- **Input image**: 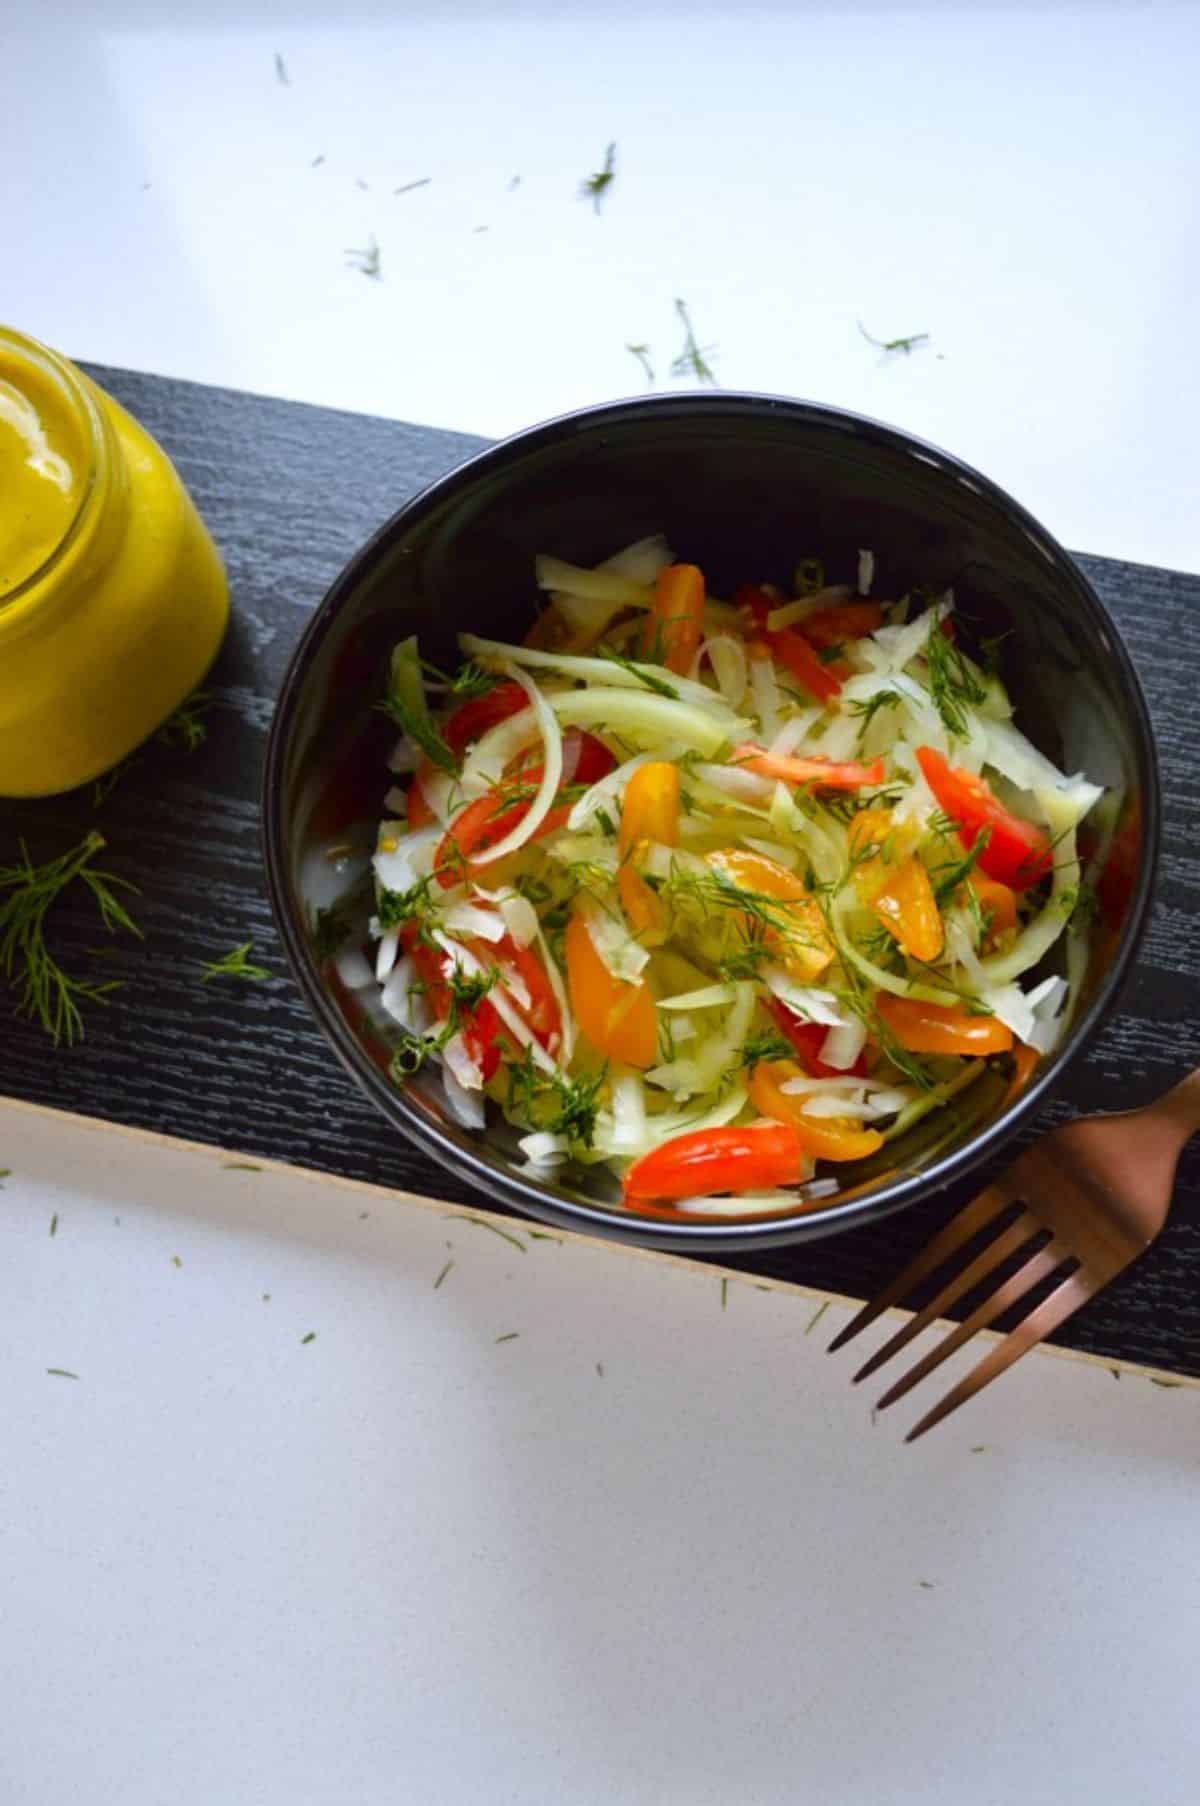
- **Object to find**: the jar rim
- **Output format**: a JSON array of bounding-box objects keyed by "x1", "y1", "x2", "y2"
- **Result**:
[{"x1": 0, "y1": 327, "x2": 109, "y2": 613}]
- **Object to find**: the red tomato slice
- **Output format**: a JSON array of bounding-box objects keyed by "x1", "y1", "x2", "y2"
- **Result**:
[
  {"x1": 623, "y1": 1122, "x2": 809, "y2": 1202},
  {"x1": 400, "y1": 927, "x2": 502, "y2": 1081},
  {"x1": 479, "y1": 933, "x2": 562, "y2": 1052},
  {"x1": 733, "y1": 742, "x2": 885, "y2": 791},
  {"x1": 736, "y1": 585, "x2": 843, "y2": 703},
  {"x1": 915, "y1": 746, "x2": 1053, "y2": 891}
]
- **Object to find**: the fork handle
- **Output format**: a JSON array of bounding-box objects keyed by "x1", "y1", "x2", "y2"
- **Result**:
[{"x1": 1154, "y1": 1069, "x2": 1200, "y2": 1140}]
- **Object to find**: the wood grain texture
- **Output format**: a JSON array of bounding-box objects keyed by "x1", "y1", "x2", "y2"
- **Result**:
[{"x1": 3, "y1": 363, "x2": 1198, "y2": 1378}]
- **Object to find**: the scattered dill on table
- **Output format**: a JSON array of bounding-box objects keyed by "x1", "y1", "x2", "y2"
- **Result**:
[
  {"x1": 446, "y1": 1214, "x2": 527, "y2": 1254},
  {"x1": 580, "y1": 141, "x2": 616, "y2": 214},
  {"x1": 670, "y1": 299, "x2": 717, "y2": 385},
  {"x1": 857, "y1": 321, "x2": 930, "y2": 357},
  {"x1": 433, "y1": 1259, "x2": 454, "y2": 1290},
  {"x1": 720, "y1": 1277, "x2": 728, "y2": 1311},
  {"x1": 47, "y1": 1368, "x2": 79, "y2": 1380},
  {"x1": 274, "y1": 52, "x2": 289, "y2": 86},
  {"x1": 199, "y1": 942, "x2": 270, "y2": 983},
  {"x1": 494, "y1": 1332, "x2": 520, "y2": 1344},
  {"x1": 158, "y1": 690, "x2": 213, "y2": 752},
  {"x1": 300, "y1": 1332, "x2": 317, "y2": 1345},
  {"x1": 626, "y1": 342, "x2": 655, "y2": 385},
  {"x1": 345, "y1": 235, "x2": 382, "y2": 280},
  {"x1": 171, "y1": 1255, "x2": 182, "y2": 1269},
  {"x1": 49, "y1": 1212, "x2": 58, "y2": 1237},
  {"x1": 805, "y1": 1300, "x2": 830, "y2": 1335},
  {"x1": 0, "y1": 830, "x2": 142, "y2": 1044},
  {"x1": 311, "y1": 154, "x2": 325, "y2": 168},
  {"x1": 223, "y1": 1162, "x2": 262, "y2": 1172},
  {"x1": 394, "y1": 177, "x2": 431, "y2": 195},
  {"x1": 508, "y1": 175, "x2": 522, "y2": 190}
]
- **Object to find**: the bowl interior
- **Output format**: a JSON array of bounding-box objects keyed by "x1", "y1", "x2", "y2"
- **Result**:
[{"x1": 266, "y1": 396, "x2": 1156, "y2": 1248}]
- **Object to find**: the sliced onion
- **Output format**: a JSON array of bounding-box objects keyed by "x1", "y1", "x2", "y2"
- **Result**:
[
  {"x1": 443, "y1": 900, "x2": 506, "y2": 942},
  {"x1": 467, "y1": 662, "x2": 563, "y2": 867},
  {"x1": 763, "y1": 969, "x2": 853, "y2": 1027},
  {"x1": 820, "y1": 1017, "x2": 867, "y2": 1071},
  {"x1": 692, "y1": 762, "x2": 774, "y2": 804},
  {"x1": 380, "y1": 956, "x2": 422, "y2": 1030},
  {"x1": 695, "y1": 635, "x2": 748, "y2": 708},
  {"x1": 459, "y1": 707, "x2": 537, "y2": 796},
  {"x1": 519, "y1": 1130, "x2": 568, "y2": 1165},
  {"x1": 768, "y1": 709, "x2": 820, "y2": 757},
  {"x1": 765, "y1": 586, "x2": 852, "y2": 631},
  {"x1": 431, "y1": 931, "x2": 557, "y2": 1075},
  {"x1": 857, "y1": 548, "x2": 875, "y2": 595},
  {"x1": 374, "y1": 927, "x2": 400, "y2": 983},
  {"x1": 748, "y1": 652, "x2": 782, "y2": 743},
  {"x1": 442, "y1": 1061, "x2": 487, "y2": 1130},
  {"x1": 334, "y1": 947, "x2": 375, "y2": 991},
  {"x1": 579, "y1": 893, "x2": 649, "y2": 984},
  {"x1": 658, "y1": 983, "x2": 738, "y2": 1012},
  {"x1": 497, "y1": 891, "x2": 539, "y2": 948},
  {"x1": 373, "y1": 824, "x2": 440, "y2": 895},
  {"x1": 609, "y1": 1073, "x2": 648, "y2": 1153},
  {"x1": 443, "y1": 1030, "x2": 484, "y2": 1092}
]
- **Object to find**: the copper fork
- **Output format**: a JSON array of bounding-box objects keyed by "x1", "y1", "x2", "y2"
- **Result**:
[{"x1": 830, "y1": 1069, "x2": 1200, "y2": 1440}]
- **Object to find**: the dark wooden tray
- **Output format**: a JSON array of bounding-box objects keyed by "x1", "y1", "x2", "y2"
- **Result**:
[{"x1": 4, "y1": 363, "x2": 1199, "y2": 1377}]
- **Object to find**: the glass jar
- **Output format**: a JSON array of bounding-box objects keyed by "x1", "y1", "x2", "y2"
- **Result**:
[{"x1": 0, "y1": 326, "x2": 229, "y2": 797}]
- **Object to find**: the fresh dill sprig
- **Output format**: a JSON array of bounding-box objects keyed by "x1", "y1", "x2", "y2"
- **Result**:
[
  {"x1": 739, "y1": 1031, "x2": 795, "y2": 1069},
  {"x1": 199, "y1": 942, "x2": 270, "y2": 983},
  {"x1": 597, "y1": 645, "x2": 679, "y2": 697},
  {"x1": 543, "y1": 1068, "x2": 606, "y2": 1147},
  {"x1": 580, "y1": 141, "x2": 616, "y2": 214},
  {"x1": 447, "y1": 964, "x2": 498, "y2": 1013},
  {"x1": 375, "y1": 873, "x2": 439, "y2": 931},
  {"x1": 0, "y1": 831, "x2": 143, "y2": 1045},
  {"x1": 848, "y1": 688, "x2": 903, "y2": 746},
  {"x1": 626, "y1": 342, "x2": 655, "y2": 385},
  {"x1": 924, "y1": 618, "x2": 988, "y2": 737},
  {"x1": 157, "y1": 690, "x2": 213, "y2": 752},
  {"x1": 930, "y1": 830, "x2": 992, "y2": 907},
  {"x1": 345, "y1": 235, "x2": 382, "y2": 280},
  {"x1": 451, "y1": 660, "x2": 499, "y2": 699},
  {"x1": 670, "y1": 298, "x2": 717, "y2": 385},
  {"x1": 857, "y1": 321, "x2": 930, "y2": 356}
]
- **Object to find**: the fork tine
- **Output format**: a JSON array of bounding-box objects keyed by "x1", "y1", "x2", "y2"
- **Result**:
[
  {"x1": 828, "y1": 1184, "x2": 1015, "y2": 1353},
  {"x1": 852, "y1": 1212, "x2": 1042, "y2": 1383},
  {"x1": 875, "y1": 1240, "x2": 1068, "y2": 1411},
  {"x1": 905, "y1": 1270, "x2": 1100, "y2": 1442}
]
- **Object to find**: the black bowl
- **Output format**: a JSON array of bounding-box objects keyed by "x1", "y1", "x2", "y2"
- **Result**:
[{"x1": 263, "y1": 393, "x2": 1158, "y2": 1251}]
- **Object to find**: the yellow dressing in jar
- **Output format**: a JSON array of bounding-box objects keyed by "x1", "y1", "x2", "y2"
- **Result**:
[{"x1": 0, "y1": 327, "x2": 229, "y2": 797}]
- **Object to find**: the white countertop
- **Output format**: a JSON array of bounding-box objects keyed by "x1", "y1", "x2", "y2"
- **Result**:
[
  {"x1": 5, "y1": 1099, "x2": 1200, "y2": 1806},
  {"x1": 6, "y1": 0, "x2": 1200, "y2": 573}
]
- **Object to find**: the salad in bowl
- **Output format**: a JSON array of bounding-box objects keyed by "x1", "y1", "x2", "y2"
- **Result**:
[{"x1": 330, "y1": 534, "x2": 1102, "y2": 1221}]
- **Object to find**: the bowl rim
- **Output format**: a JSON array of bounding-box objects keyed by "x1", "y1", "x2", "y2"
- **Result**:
[{"x1": 262, "y1": 389, "x2": 1161, "y2": 1252}]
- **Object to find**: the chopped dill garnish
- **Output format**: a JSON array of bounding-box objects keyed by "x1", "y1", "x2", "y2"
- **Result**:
[
  {"x1": 49, "y1": 1212, "x2": 58, "y2": 1236},
  {"x1": 47, "y1": 1368, "x2": 79, "y2": 1380},
  {"x1": 171, "y1": 1255, "x2": 182, "y2": 1269},
  {"x1": 300, "y1": 1332, "x2": 317, "y2": 1345},
  {"x1": 376, "y1": 873, "x2": 438, "y2": 931},
  {"x1": 394, "y1": 177, "x2": 431, "y2": 195},
  {"x1": 0, "y1": 830, "x2": 142, "y2": 1044},
  {"x1": 930, "y1": 830, "x2": 992, "y2": 907},
  {"x1": 817, "y1": 641, "x2": 847, "y2": 665},
  {"x1": 311, "y1": 154, "x2": 325, "y2": 168},
  {"x1": 670, "y1": 298, "x2": 717, "y2": 385},
  {"x1": 433, "y1": 1258, "x2": 454, "y2": 1289},
  {"x1": 580, "y1": 140, "x2": 616, "y2": 213},
  {"x1": 924, "y1": 616, "x2": 988, "y2": 737},
  {"x1": 597, "y1": 645, "x2": 679, "y2": 697},
  {"x1": 447, "y1": 1214, "x2": 527, "y2": 1253},
  {"x1": 447, "y1": 965, "x2": 498, "y2": 1013},
  {"x1": 740, "y1": 1031, "x2": 794, "y2": 1068},
  {"x1": 157, "y1": 690, "x2": 213, "y2": 751},
  {"x1": 594, "y1": 807, "x2": 617, "y2": 838},
  {"x1": 222, "y1": 1162, "x2": 262, "y2": 1171},
  {"x1": 380, "y1": 676, "x2": 456, "y2": 773},
  {"x1": 389, "y1": 1023, "x2": 453, "y2": 1077},
  {"x1": 345, "y1": 235, "x2": 382, "y2": 280},
  {"x1": 848, "y1": 689, "x2": 903, "y2": 746},
  {"x1": 857, "y1": 320, "x2": 930, "y2": 356},
  {"x1": 494, "y1": 1332, "x2": 520, "y2": 1344},
  {"x1": 199, "y1": 942, "x2": 270, "y2": 983},
  {"x1": 450, "y1": 659, "x2": 499, "y2": 699},
  {"x1": 626, "y1": 342, "x2": 655, "y2": 384},
  {"x1": 514, "y1": 873, "x2": 553, "y2": 907},
  {"x1": 543, "y1": 1068, "x2": 605, "y2": 1147},
  {"x1": 805, "y1": 1299, "x2": 830, "y2": 1335},
  {"x1": 274, "y1": 52, "x2": 289, "y2": 85},
  {"x1": 720, "y1": 1277, "x2": 728, "y2": 1311}
]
